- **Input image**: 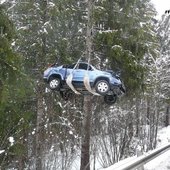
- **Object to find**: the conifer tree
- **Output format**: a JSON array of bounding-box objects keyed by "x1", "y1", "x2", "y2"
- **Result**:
[
  {"x1": 93, "y1": 0, "x2": 157, "y2": 94},
  {"x1": 1, "y1": 0, "x2": 161, "y2": 169},
  {"x1": 6, "y1": 0, "x2": 87, "y2": 169},
  {"x1": 157, "y1": 14, "x2": 170, "y2": 126},
  {"x1": 0, "y1": 4, "x2": 32, "y2": 169}
]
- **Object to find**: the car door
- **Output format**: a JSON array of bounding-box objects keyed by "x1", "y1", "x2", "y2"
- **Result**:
[
  {"x1": 72, "y1": 63, "x2": 87, "y2": 82},
  {"x1": 63, "y1": 63, "x2": 75, "y2": 80},
  {"x1": 73, "y1": 63, "x2": 97, "y2": 87}
]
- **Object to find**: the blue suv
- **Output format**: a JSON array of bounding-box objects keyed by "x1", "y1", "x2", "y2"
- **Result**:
[{"x1": 43, "y1": 62, "x2": 125, "y2": 104}]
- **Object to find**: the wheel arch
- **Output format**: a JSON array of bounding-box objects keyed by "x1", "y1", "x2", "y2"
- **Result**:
[
  {"x1": 48, "y1": 74, "x2": 62, "y2": 83},
  {"x1": 93, "y1": 76, "x2": 110, "y2": 87}
]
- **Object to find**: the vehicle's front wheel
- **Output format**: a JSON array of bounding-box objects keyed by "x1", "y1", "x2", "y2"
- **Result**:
[
  {"x1": 104, "y1": 94, "x2": 117, "y2": 105},
  {"x1": 95, "y1": 80, "x2": 110, "y2": 95},
  {"x1": 49, "y1": 77, "x2": 61, "y2": 90}
]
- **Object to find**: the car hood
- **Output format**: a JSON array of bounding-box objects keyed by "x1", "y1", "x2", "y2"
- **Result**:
[
  {"x1": 95, "y1": 69, "x2": 112, "y2": 76},
  {"x1": 44, "y1": 66, "x2": 62, "y2": 76}
]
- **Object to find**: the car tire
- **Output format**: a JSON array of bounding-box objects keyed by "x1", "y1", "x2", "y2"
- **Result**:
[
  {"x1": 104, "y1": 94, "x2": 117, "y2": 105},
  {"x1": 60, "y1": 90, "x2": 73, "y2": 101},
  {"x1": 49, "y1": 77, "x2": 61, "y2": 90},
  {"x1": 95, "y1": 79, "x2": 110, "y2": 95}
]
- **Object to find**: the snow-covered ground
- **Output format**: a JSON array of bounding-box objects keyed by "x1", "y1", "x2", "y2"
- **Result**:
[
  {"x1": 100, "y1": 126, "x2": 170, "y2": 170},
  {"x1": 145, "y1": 126, "x2": 170, "y2": 170},
  {"x1": 145, "y1": 149, "x2": 170, "y2": 170},
  {"x1": 156, "y1": 126, "x2": 170, "y2": 147}
]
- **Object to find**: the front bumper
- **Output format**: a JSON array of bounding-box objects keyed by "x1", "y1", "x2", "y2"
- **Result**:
[{"x1": 110, "y1": 84, "x2": 125, "y2": 96}]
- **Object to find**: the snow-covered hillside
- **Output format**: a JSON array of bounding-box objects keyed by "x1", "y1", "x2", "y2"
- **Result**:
[
  {"x1": 100, "y1": 126, "x2": 170, "y2": 170},
  {"x1": 145, "y1": 126, "x2": 170, "y2": 170}
]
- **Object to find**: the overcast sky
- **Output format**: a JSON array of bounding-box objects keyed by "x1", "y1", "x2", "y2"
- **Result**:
[{"x1": 151, "y1": 0, "x2": 170, "y2": 18}]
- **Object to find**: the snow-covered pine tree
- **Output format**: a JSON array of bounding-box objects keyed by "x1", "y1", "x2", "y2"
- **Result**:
[
  {"x1": 93, "y1": 0, "x2": 157, "y2": 94},
  {"x1": 157, "y1": 14, "x2": 170, "y2": 126},
  {"x1": 6, "y1": 0, "x2": 88, "y2": 169},
  {"x1": 0, "y1": 3, "x2": 32, "y2": 169},
  {"x1": 1, "y1": 0, "x2": 163, "y2": 169}
]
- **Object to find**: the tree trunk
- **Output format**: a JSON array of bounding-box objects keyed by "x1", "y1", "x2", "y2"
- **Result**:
[
  {"x1": 80, "y1": 0, "x2": 93, "y2": 169},
  {"x1": 165, "y1": 105, "x2": 170, "y2": 127},
  {"x1": 80, "y1": 95, "x2": 92, "y2": 170},
  {"x1": 35, "y1": 1, "x2": 48, "y2": 168},
  {"x1": 0, "y1": 80, "x2": 3, "y2": 102},
  {"x1": 35, "y1": 84, "x2": 45, "y2": 170}
]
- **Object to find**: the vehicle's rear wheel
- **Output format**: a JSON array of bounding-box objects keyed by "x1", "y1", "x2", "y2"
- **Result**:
[
  {"x1": 104, "y1": 94, "x2": 117, "y2": 105},
  {"x1": 95, "y1": 80, "x2": 110, "y2": 95},
  {"x1": 60, "y1": 90, "x2": 73, "y2": 101},
  {"x1": 49, "y1": 77, "x2": 61, "y2": 90}
]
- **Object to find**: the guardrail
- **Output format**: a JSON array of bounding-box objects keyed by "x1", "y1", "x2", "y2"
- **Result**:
[{"x1": 108, "y1": 143, "x2": 170, "y2": 170}]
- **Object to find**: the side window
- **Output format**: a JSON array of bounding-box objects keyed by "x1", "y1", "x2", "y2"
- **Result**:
[
  {"x1": 78, "y1": 63, "x2": 93, "y2": 70},
  {"x1": 79, "y1": 63, "x2": 88, "y2": 70},
  {"x1": 67, "y1": 63, "x2": 76, "y2": 69}
]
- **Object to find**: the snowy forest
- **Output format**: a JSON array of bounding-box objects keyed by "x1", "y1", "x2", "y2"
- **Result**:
[{"x1": 0, "y1": 0, "x2": 170, "y2": 169}]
